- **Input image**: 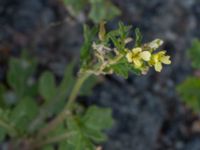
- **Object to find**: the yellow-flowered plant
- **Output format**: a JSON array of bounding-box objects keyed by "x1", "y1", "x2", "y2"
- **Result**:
[
  {"x1": 125, "y1": 41, "x2": 171, "y2": 73},
  {"x1": 149, "y1": 51, "x2": 171, "y2": 72},
  {"x1": 0, "y1": 21, "x2": 172, "y2": 150},
  {"x1": 126, "y1": 47, "x2": 151, "y2": 68},
  {"x1": 80, "y1": 22, "x2": 171, "y2": 78}
]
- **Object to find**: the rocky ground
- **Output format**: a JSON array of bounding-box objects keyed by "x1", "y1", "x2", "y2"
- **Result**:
[{"x1": 1, "y1": 0, "x2": 200, "y2": 150}]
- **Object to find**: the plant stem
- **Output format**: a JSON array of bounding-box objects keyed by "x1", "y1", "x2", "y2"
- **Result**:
[
  {"x1": 34, "y1": 132, "x2": 75, "y2": 148},
  {"x1": 37, "y1": 72, "x2": 90, "y2": 138},
  {"x1": 0, "y1": 119, "x2": 17, "y2": 137}
]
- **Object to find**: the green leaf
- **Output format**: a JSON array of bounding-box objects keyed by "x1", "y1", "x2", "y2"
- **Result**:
[
  {"x1": 89, "y1": 0, "x2": 120, "y2": 23},
  {"x1": 39, "y1": 71, "x2": 56, "y2": 102},
  {"x1": 82, "y1": 106, "x2": 114, "y2": 131},
  {"x1": 177, "y1": 77, "x2": 200, "y2": 112},
  {"x1": 51, "y1": 62, "x2": 75, "y2": 114},
  {"x1": 118, "y1": 22, "x2": 132, "y2": 40},
  {"x1": 107, "y1": 22, "x2": 131, "y2": 51},
  {"x1": 188, "y1": 39, "x2": 200, "y2": 69},
  {"x1": 109, "y1": 57, "x2": 141, "y2": 78},
  {"x1": 65, "y1": 106, "x2": 113, "y2": 149},
  {"x1": 135, "y1": 28, "x2": 143, "y2": 47},
  {"x1": 84, "y1": 127, "x2": 107, "y2": 143},
  {"x1": 81, "y1": 25, "x2": 98, "y2": 68},
  {"x1": 66, "y1": 117, "x2": 95, "y2": 150},
  {"x1": 0, "y1": 127, "x2": 6, "y2": 142},
  {"x1": 111, "y1": 63, "x2": 129, "y2": 78},
  {"x1": 64, "y1": 0, "x2": 86, "y2": 13},
  {"x1": 7, "y1": 57, "x2": 37, "y2": 98},
  {"x1": 10, "y1": 97, "x2": 39, "y2": 134},
  {"x1": 59, "y1": 62, "x2": 75, "y2": 99}
]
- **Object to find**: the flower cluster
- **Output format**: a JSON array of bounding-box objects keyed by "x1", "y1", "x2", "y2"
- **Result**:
[
  {"x1": 126, "y1": 39, "x2": 171, "y2": 73},
  {"x1": 81, "y1": 22, "x2": 171, "y2": 78}
]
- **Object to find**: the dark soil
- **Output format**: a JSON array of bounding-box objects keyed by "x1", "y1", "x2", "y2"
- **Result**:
[{"x1": 1, "y1": 0, "x2": 200, "y2": 150}]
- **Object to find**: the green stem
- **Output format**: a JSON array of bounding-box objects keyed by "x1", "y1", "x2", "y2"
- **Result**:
[
  {"x1": 0, "y1": 119, "x2": 17, "y2": 137},
  {"x1": 36, "y1": 72, "x2": 90, "y2": 138},
  {"x1": 34, "y1": 132, "x2": 75, "y2": 148}
]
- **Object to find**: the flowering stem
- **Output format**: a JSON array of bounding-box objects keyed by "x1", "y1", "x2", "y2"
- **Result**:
[{"x1": 36, "y1": 72, "x2": 91, "y2": 138}]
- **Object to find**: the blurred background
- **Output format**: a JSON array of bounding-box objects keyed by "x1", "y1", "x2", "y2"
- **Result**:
[{"x1": 0, "y1": 0, "x2": 200, "y2": 150}]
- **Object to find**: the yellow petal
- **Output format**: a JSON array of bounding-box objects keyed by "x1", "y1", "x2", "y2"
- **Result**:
[
  {"x1": 140, "y1": 51, "x2": 151, "y2": 61},
  {"x1": 126, "y1": 52, "x2": 133, "y2": 63},
  {"x1": 132, "y1": 47, "x2": 142, "y2": 54},
  {"x1": 157, "y1": 51, "x2": 166, "y2": 57},
  {"x1": 161, "y1": 56, "x2": 171, "y2": 64},
  {"x1": 151, "y1": 54, "x2": 159, "y2": 63},
  {"x1": 154, "y1": 62, "x2": 162, "y2": 72},
  {"x1": 133, "y1": 58, "x2": 142, "y2": 68}
]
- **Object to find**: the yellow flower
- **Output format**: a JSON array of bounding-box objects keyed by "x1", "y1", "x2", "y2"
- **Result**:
[
  {"x1": 126, "y1": 47, "x2": 151, "y2": 68},
  {"x1": 149, "y1": 51, "x2": 171, "y2": 72}
]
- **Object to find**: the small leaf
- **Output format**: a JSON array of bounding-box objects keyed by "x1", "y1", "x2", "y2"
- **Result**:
[
  {"x1": 0, "y1": 127, "x2": 6, "y2": 142},
  {"x1": 51, "y1": 62, "x2": 75, "y2": 114},
  {"x1": 81, "y1": 25, "x2": 98, "y2": 67},
  {"x1": 177, "y1": 77, "x2": 200, "y2": 112},
  {"x1": 63, "y1": 0, "x2": 86, "y2": 13},
  {"x1": 111, "y1": 63, "x2": 129, "y2": 78},
  {"x1": 66, "y1": 117, "x2": 95, "y2": 150},
  {"x1": 10, "y1": 97, "x2": 39, "y2": 134},
  {"x1": 39, "y1": 71, "x2": 56, "y2": 102},
  {"x1": 64, "y1": 105, "x2": 114, "y2": 149},
  {"x1": 188, "y1": 39, "x2": 200, "y2": 69},
  {"x1": 59, "y1": 62, "x2": 75, "y2": 98},
  {"x1": 7, "y1": 57, "x2": 37, "y2": 98},
  {"x1": 107, "y1": 22, "x2": 131, "y2": 51},
  {"x1": 82, "y1": 105, "x2": 114, "y2": 131},
  {"x1": 84, "y1": 127, "x2": 107, "y2": 142},
  {"x1": 89, "y1": 0, "x2": 120, "y2": 23},
  {"x1": 135, "y1": 28, "x2": 143, "y2": 47}
]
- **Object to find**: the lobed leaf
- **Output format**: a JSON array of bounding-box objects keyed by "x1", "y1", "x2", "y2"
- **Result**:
[
  {"x1": 7, "y1": 57, "x2": 37, "y2": 98},
  {"x1": 177, "y1": 77, "x2": 200, "y2": 112},
  {"x1": 188, "y1": 39, "x2": 200, "y2": 69},
  {"x1": 39, "y1": 71, "x2": 56, "y2": 102},
  {"x1": 89, "y1": 0, "x2": 121, "y2": 23},
  {"x1": 10, "y1": 97, "x2": 39, "y2": 134},
  {"x1": 62, "y1": 106, "x2": 113, "y2": 150}
]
